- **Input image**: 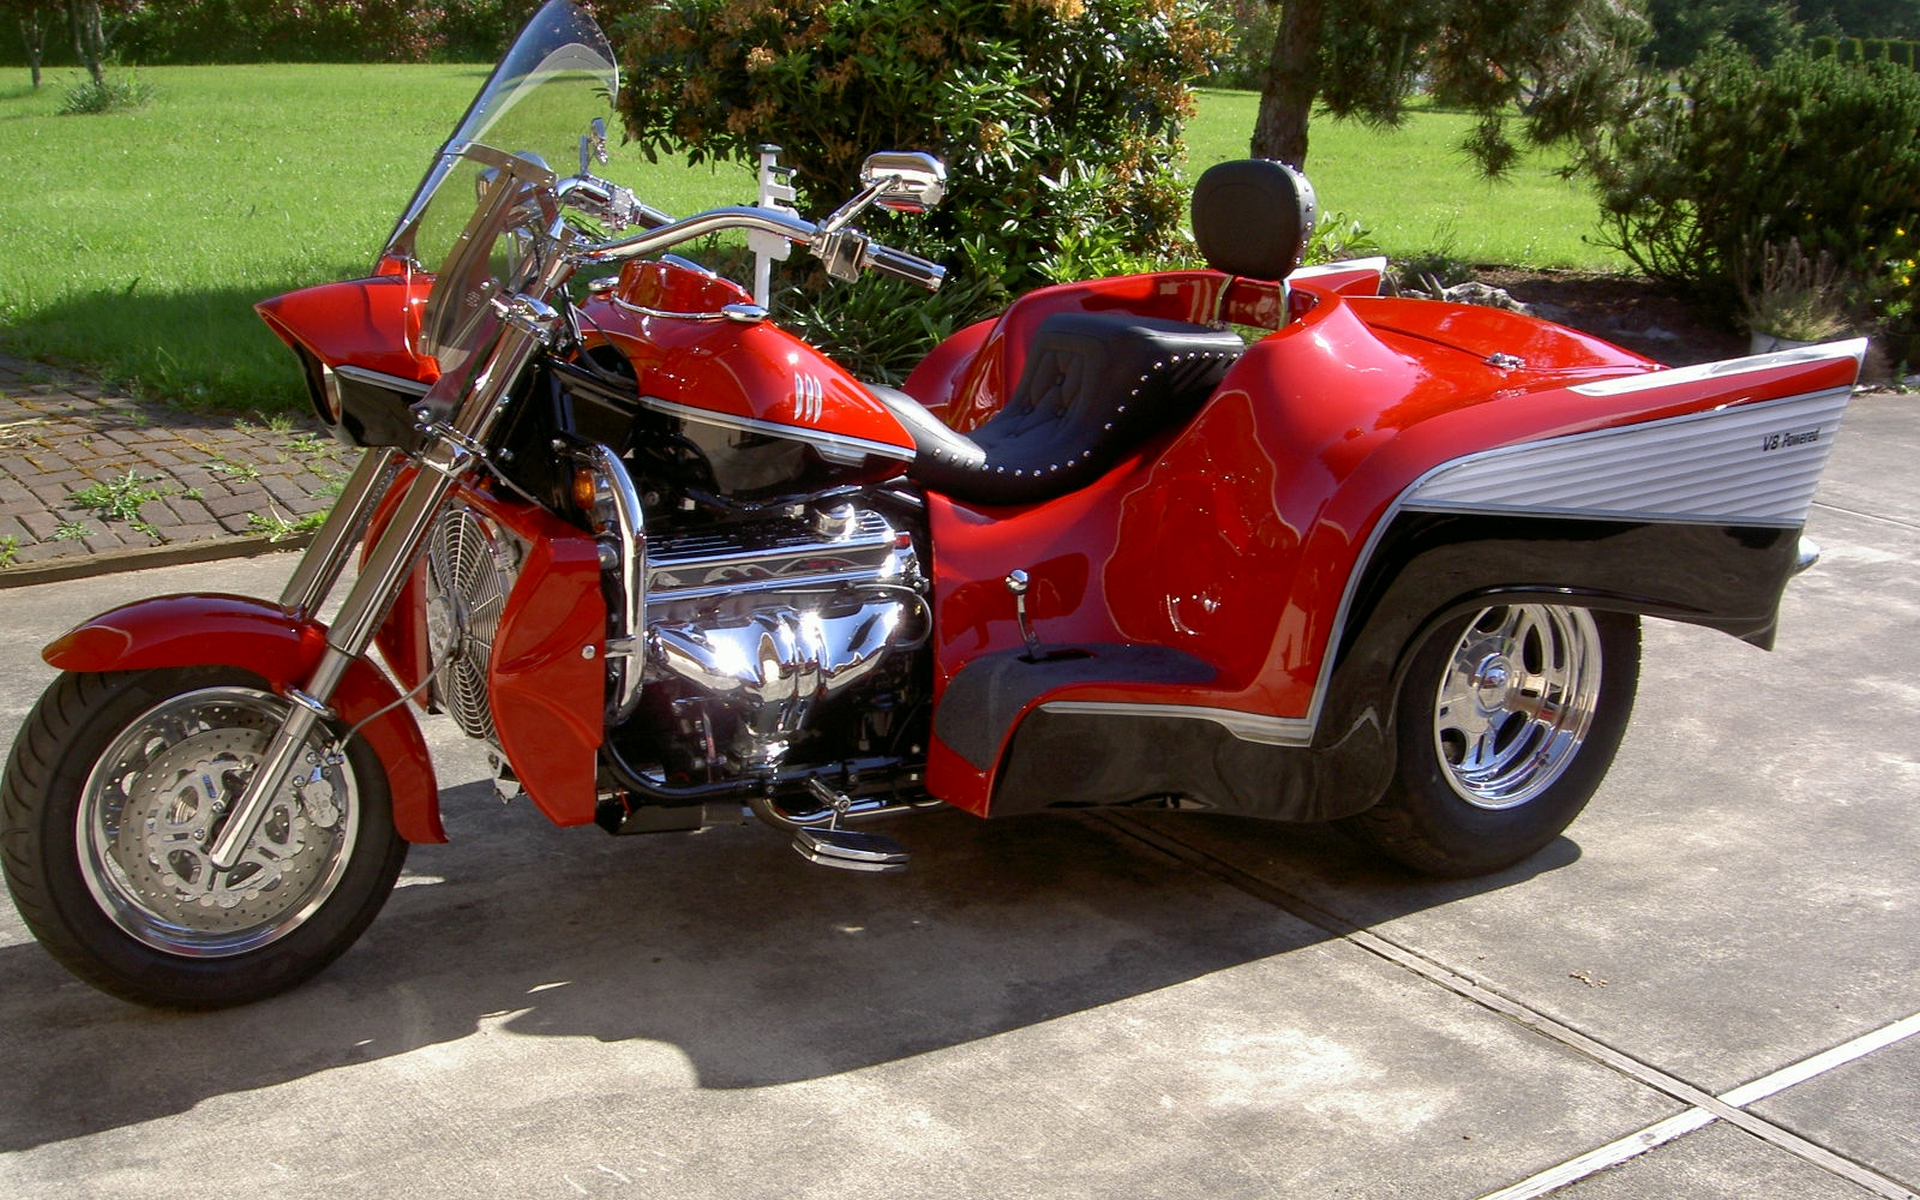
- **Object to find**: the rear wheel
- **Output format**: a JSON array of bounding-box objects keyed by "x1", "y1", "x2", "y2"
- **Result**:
[
  {"x1": 0, "y1": 667, "x2": 407, "y2": 1008},
  {"x1": 1347, "y1": 604, "x2": 1640, "y2": 877}
]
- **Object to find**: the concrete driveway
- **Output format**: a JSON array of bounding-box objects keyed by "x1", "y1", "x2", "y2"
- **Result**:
[{"x1": 1, "y1": 394, "x2": 1915, "y2": 1200}]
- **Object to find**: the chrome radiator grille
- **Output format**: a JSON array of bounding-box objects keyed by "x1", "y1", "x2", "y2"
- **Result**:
[{"x1": 423, "y1": 506, "x2": 516, "y2": 739}]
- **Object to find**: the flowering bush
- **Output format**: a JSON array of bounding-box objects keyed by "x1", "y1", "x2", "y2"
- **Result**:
[
  {"x1": 1862, "y1": 226, "x2": 1919, "y2": 334},
  {"x1": 614, "y1": 0, "x2": 1224, "y2": 377}
]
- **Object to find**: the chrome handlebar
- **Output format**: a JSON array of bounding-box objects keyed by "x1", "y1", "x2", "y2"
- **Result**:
[
  {"x1": 561, "y1": 183, "x2": 946, "y2": 292},
  {"x1": 555, "y1": 175, "x2": 675, "y2": 234}
]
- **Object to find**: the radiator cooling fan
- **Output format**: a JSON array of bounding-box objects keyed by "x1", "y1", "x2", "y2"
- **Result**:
[{"x1": 423, "y1": 506, "x2": 514, "y2": 739}]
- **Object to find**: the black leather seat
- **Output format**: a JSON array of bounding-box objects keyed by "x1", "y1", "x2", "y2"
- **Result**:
[
  {"x1": 875, "y1": 158, "x2": 1315, "y2": 507},
  {"x1": 883, "y1": 312, "x2": 1244, "y2": 507}
]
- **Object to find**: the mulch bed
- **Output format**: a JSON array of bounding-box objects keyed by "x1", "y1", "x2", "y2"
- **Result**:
[{"x1": 1468, "y1": 267, "x2": 1751, "y2": 368}]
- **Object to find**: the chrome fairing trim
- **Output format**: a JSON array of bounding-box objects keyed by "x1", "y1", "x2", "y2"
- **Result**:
[
  {"x1": 636, "y1": 393, "x2": 916, "y2": 465},
  {"x1": 332, "y1": 364, "x2": 433, "y2": 398},
  {"x1": 1291, "y1": 256, "x2": 1388, "y2": 285},
  {"x1": 1037, "y1": 700, "x2": 1314, "y2": 746},
  {"x1": 1794, "y1": 536, "x2": 1823, "y2": 576}
]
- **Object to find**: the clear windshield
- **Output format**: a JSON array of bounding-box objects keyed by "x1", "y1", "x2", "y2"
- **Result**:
[{"x1": 382, "y1": 0, "x2": 617, "y2": 273}]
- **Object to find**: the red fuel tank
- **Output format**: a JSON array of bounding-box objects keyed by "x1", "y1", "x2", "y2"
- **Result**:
[{"x1": 579, "y1": 260, "x2": 919, "y2": 497}]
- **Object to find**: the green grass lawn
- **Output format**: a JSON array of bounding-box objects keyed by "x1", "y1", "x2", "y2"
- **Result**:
[
  {"x1": 1189, "y1": 90, "x2": 1627, "y2": 273},
  {"x1": 1, "y1": 66, "x2": 1626, "y2": 414}
]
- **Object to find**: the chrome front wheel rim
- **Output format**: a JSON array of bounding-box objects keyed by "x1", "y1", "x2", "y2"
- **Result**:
[
  {"x1": 1431, "y1": 605, "x2": 1603, "y2": 811},
  {"x1": 76, "y1": 686, "x2": 360, "y2": 958}
]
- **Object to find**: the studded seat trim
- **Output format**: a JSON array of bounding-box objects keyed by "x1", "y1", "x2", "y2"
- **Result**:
[{"x1": 882, "y1": 313, "x2": 1244, "y2": 507}]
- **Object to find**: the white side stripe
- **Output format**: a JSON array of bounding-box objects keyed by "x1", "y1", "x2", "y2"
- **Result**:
[
  {"x1": 1567, "y1": 337, "x2": 1866, "y2": 396},
  {"x1": 1477, "y1": 1010, "x2": 1920, "y2": 1200}
]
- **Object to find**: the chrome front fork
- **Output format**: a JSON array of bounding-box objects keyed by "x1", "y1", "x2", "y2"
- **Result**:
[
  {"x1": 278, "y1": 445, "x2": 400, "y2": 623},
  {"x1": 207, "y1": 298, "x2": 557, "y2": 869}
]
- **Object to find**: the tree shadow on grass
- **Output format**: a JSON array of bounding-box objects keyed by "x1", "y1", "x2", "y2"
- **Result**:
[{"x1": 6, "y1": 280, "x2": 361, "y2": 417}]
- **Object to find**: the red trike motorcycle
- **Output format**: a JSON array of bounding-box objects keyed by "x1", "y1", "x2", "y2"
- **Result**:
[{"x1": 0, "y1": 1, "x2": 1864, "y2": 1008}]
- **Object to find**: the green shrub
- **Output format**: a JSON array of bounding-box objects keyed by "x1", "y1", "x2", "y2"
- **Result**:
[
  {"x1": 1584, "y1": 45, "x2": 1920, "y2": 349},
  {"x1": 613, "y1": 0, "x2": 1223, "y2": 373},
  {"x1": 57, "y1": 73, "x2": 157, "y2": 114},
  {"x1": 101, "y1": 0, "x2": 525, "y2": 64}
]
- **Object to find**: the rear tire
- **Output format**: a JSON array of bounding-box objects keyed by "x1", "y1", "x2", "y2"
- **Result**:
[
  {"x1": 1347, "y1": 605, "x2": 1640, "y2": 877},
  {"x1": 1, "y1": 667, "x2": 407, "y2": 1008}
]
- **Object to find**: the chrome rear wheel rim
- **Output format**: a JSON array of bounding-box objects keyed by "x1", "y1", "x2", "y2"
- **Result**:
[{"x1": 1431, "y1": 605, "x2": 1603, "y2": 810}]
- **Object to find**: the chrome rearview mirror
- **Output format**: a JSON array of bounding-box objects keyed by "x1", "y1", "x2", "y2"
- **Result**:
[{"x1": 859, "y1": 152, "x2": 947, "y2": 214}]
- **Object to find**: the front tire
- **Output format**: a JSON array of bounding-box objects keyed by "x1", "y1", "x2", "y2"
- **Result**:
[
  {"x1": 1, "y1": 667, "x2": 408, "y2": 1008},
  {"x1": 1347, "y1": 604, "x2": 1640, "y2": 877}
]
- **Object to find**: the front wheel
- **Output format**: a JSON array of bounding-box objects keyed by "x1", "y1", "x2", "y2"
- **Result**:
[
  {"x1": 1346, "y1": 604, "x2": 1640, "y2": 877},
  {"x1": 1, "y1": 667, "x2": 407, "y2": 1008}
]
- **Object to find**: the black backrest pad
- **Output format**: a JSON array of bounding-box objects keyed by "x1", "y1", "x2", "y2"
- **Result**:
[
  {"x1": 1191, "y1": 158, "x2": 1318, "y2": 281},
  {"x1": 907, "y1": 312, "x2": 1244, "y2": 507}
]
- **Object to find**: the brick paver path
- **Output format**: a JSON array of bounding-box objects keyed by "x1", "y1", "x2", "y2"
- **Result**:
[{"x1": 0, "y1": 356, "x2": 339, "y2": 576}]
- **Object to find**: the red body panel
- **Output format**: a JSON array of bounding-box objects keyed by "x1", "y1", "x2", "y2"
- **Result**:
[
  {"x1": 367, "y1": 481, "x2": 609, "y2": 830},
  {"x1": 254, "y1": 274, "x2": 438, "y2": 383},
  {"x1": 579, "y1": 260, "x2": 915, "y2": 467},
  {"x1": 937, "y1": 271, "x2": 1239, "y2": 429},
  {"x1": 484, "y1": 511, "x2": 608, "y2": 827},
  {"x1": 901, "y1": 317, "x2": 994, "y2": 419},
  {"x1": 41, "y1": 595, "x2": 445, "y2": 844},
  {"x1": 921, "y1": 285, "x2": 1857, "y2": 813}
]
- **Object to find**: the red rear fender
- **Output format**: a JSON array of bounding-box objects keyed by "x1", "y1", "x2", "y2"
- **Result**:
[{"x1": 42, "y1": 594, "x2": 444, "y2": 844}]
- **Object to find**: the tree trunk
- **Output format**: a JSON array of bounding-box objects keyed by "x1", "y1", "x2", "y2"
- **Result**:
[
  {"x1": 68, "y1": 0, "x2": 105, "y2": 86},
  {"x1": 1251, "y1": 0, "x2": 1326, "y2": 167},
  {"x1": 21, "y1": 9, "x2": 46, "y2": 88}
]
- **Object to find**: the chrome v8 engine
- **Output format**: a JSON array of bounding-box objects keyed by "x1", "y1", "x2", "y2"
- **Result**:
[
  {"x1": 422, "y1": 443, "x2": 927, "y2": 781},
  {"x1": 640, "y1": 500, "x2": 925, "y2": 771}
]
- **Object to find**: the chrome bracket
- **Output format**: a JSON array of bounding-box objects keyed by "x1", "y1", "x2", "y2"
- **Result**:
[
  {"x1": 1006, "y1": 569, "x2": 1043, "y2": 660},
  {"x1": 412, "y1": 424, "x2": 486, "y2": 478},
  {"x1": 283, "y1": 687, "x2": 336, "y2": 721}
]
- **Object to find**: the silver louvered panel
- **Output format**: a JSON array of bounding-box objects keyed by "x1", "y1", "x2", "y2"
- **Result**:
[{"x1": 1403, "y1": 386, "x2": 1851, "y2": 527}]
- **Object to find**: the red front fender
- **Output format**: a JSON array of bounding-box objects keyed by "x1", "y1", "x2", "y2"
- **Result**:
[{"x1": 42, "y1": 594, "x2": 445, "y2": 844}]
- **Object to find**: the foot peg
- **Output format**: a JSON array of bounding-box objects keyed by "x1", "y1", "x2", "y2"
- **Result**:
[{"x1": 792, "y1": 827, "x2": 910, "y2": 873}]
